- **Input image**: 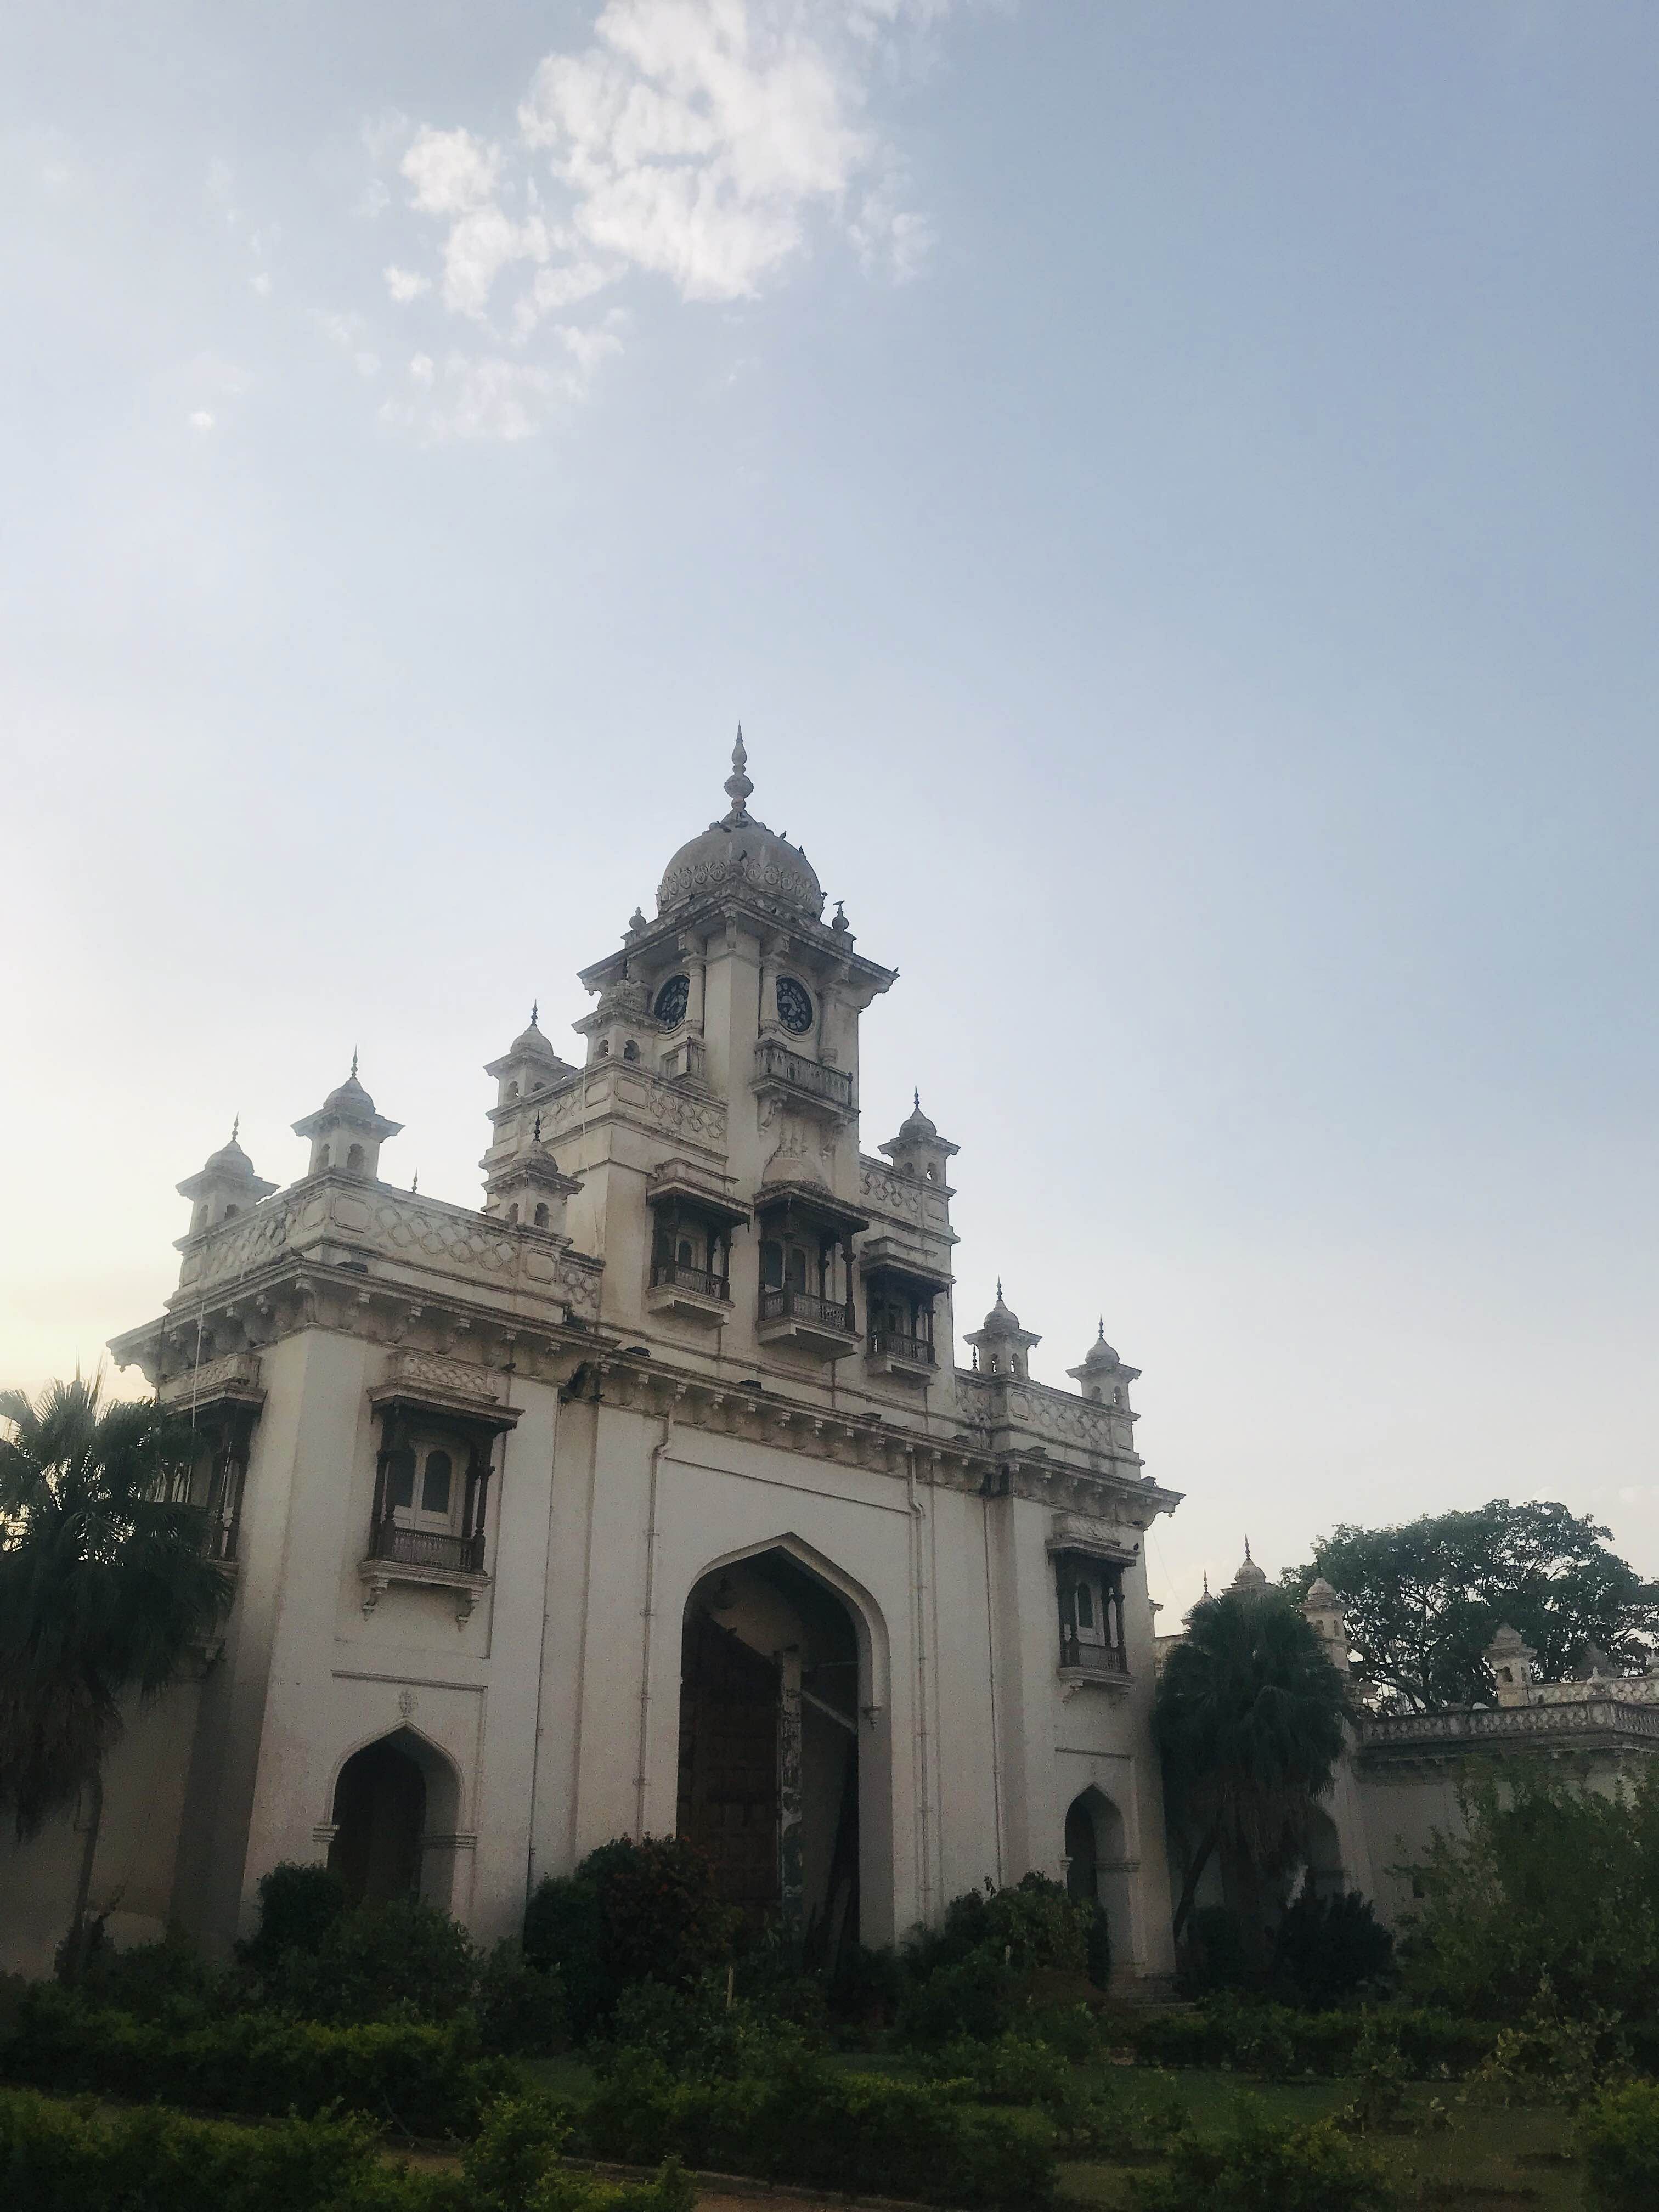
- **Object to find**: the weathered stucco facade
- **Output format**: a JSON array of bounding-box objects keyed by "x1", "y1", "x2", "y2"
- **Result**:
[{"x1": 2, "y1": 741, "x2": 1183, "y2": 1984}]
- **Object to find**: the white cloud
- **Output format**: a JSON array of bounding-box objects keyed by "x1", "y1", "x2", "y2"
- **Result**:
[
  {"x1": 188, "y1": 410, "x2": 216, "y2": 431},
  {"x1": 251, "y1": 272, "x2": 273, "y2": 297},
  {"x1": 360, "y1": 1, "x2": 949, "y2": 437}
]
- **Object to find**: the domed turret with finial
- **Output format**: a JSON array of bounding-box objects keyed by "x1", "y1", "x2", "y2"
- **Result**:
[
  {"x1": 292, "y1": 1056, "x2": 402, "y2": 1181},
  {"x1": 654, "y1": 727, "x2": 825, "y2": 919},
  {"x1": 176, "y1": 1118, "x2": 278, "y2": 1242}
]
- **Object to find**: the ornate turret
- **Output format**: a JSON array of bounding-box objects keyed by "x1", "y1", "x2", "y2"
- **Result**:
[
  {"x1": 1227, "y1": 1539, "x2": 1269, "y2": 1596},
  {"x1": 654, "y1": 729, "x2": 825, "y2": 921},
  {"x1": 483, "y1": 1114, "x2": 583, "y2": 1236},
  {"x1": 486, "y1": 1004, "x2": 575, "y2": 1110},
  {"x1": 1301, "y1": 1575, "x2": 1349, "y2": 1662},
  {"x1": 1066, "y1": 1318, "x2": 1141, "y2": 1409},
  {"x1": 878, "y1": 1092, "x2": 958, "y2": 1190},
  {"x1": 292, "y1": 1056, "x2": 402, "y2": 1181},
  {"x1": 176, "y1": 1121, "x2": 276, "y2": 1240},
  {"x1": 1486, "y1": 1622, "x2": 1537, "y2": 1708},
  {"x1": 964, "y1": 1282, "x2": 1040, "y2": 1381}
]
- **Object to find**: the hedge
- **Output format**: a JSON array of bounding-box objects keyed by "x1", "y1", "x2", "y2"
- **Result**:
[
  {"x1": 0, "y1": 1987, "x2": 512, "y2": 2137},
  {"x1": 1116, "y1": 2001, "x2": 1501, "y2": 2079},
  {"x1": 1578, "y1": 2083, "x2": 1659, "y2": 2212},
  {"x1": 0, "y1": 2087, "x2": 460, "y2": 2212},
  {"x1": 578, "y1": 2050, "x2": 1058, "y2": 2208}
]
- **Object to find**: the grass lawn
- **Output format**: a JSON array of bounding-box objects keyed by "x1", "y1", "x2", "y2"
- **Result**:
[{"x1": 519, "y1": 2051, "x2": 1584, "y2": 2209}]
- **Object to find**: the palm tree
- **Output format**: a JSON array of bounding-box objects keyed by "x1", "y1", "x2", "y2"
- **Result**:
[
  {"x1": 0, "y1": 1377, "x2": 232, "y2": 1979},
  {"x1": 1156, "y1": 1583, "x2": 1352, "y2": 1949}
]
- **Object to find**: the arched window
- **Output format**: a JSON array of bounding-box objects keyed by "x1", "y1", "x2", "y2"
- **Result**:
[
  {"x1": 507, "y1": 1202, "x2": 520, "y2": 1224},
  {"x1": 507, "y1": 1081, "x2": 520, "y2": 1100},
  {"x1": 385, "y1": 1447, "x2": 417, "y2": 1513},
  {"x1": 346, "y1": 1143, "x2": 365, "y2": 1174},
  {"x1": 678, "y1": 1237, "x2": 694, "y2": 1268},
  {"x1": 597, "y1": 1040, "x2": 610, "y2": 1057},
  {"x1": 421, "y1": 1448, "x2": 453, "y2": 1519},
  {"x1": 1075, "y1": 1582, "x2": 1095, "y2": 1632},
  {"x1": 786, "y1": 1244, "x2": 808, "y2": 1293},
  {"x1": 533, "y1": 1202, "x2": 550, "y2": 1228},
  {"x1": 760, "y1": 1240, "x2": 784, "y2": 1289},
  {"x1": 223, "y1": 1204, "x2": 239, "y2": 1221},
  {"x1": 623, "y1": 1039, "x2": 640, "y2": 1062}
]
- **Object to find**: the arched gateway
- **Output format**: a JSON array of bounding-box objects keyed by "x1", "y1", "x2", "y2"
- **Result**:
[{"x1": 679, "y1": 1548, "x2": 866, "y2": 1963}]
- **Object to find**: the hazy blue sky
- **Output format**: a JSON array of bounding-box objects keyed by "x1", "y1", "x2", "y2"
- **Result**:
[{"x1": 4, "y1": 2, "x2": 1657, "y2": 1617}]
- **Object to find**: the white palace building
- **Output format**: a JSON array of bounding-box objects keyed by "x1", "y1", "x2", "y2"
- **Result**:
[{"x1": 0, "y1": 740, "x2": 1185, "y2": 1983}]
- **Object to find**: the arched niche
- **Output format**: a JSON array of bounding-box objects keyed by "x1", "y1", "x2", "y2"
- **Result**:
[
  {"x1": 1063, "y1": 1784, "x2": 1131, "y2": 1979},
  {"x1": 326, "y1": 1726, "x2": 464, "y2": 1912}
]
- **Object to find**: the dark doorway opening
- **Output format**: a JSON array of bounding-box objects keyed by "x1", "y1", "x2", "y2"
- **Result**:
[
  {"x1": 329, "y1": 1738, "x2": 426, "y2": 1906},
  {"x1": 679, "y1": 1550, "x2": 861, "y2": 1964},
  {"x1": 1065, "y1": 1793, "x2": 1099, "y2": 1906}
]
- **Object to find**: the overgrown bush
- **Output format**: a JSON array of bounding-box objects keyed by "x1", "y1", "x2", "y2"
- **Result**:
[
  {"x1": 0, "y1": 2085, "x2": 462, "y2": 2212},
  {"x1": 258, "y1": 1897, "x2": 479, "y2": 2025},
  {"x1": 590, "y1": 1976, "x2": 813, "y2": 2081},
  {"x1": 0, "y1": 1984, "x2": 511, "y2": 2136},
  {"x1": 578, "y1": 2045, "x2": 1057, "y2": 2208},
  {"x1": 893, "y1": 1873, "x2": 1101, "y2": 2049},
  {"x1": 474, "y1": 1940, "x2": 569, "y2": 2057},
  {"x1": 1403, "y1": 1765, "x2": 1659, "y2": 2021},
  {"x1": 238, "y1": 1862, "x2": 348, "y2": 1973},
  {"x1": 1272, "y1": 1889, "x2": 1393, "y2": 2010},
  {"x1": 1118, "y1": 1996, "x2": 1498, "y2": 2079},
  {"x1": 524, "y1": 1837, "x2": 736, "y2": 2039},
  {"x1": 1578, "y1": 2081, "x2": 1659, "y2": 2212},
  {"x1": 1131, "y1": 2096, "x2": 1393, "y2": 2212},
  {"x1": 74, "y1": 1930, "x2": 226, "y2": 2028},
  {"x1": 464, "y1": 2096, "x2": 695, "y2": 2212},
  {"x1": 895, "y1": 1948, "x2": 1014, "y2": 2047},
  {"x1": 1465, "y1": 1978, "x2": 1629, "y2": 2111}
]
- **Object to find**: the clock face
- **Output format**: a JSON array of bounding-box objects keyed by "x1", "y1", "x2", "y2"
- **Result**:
[
  {"x1": 653, "y1": 974, "x2": 690, "y2": 1026},
  {"x1": 775, "y1": 976, "x2": 814, "y2": 1034}
]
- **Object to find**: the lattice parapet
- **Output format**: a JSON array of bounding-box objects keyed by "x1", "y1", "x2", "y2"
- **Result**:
[{"x1": 174, "y1": 1179, "x2": 603, "y2": 1321}]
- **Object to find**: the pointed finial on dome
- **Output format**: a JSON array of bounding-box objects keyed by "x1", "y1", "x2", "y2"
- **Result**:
[
  {"x1": 722, "y1": 724, "x2": 754, "y2": 824},
  {"x1": 530, "y1": 1000, "x2": 539, "y2": 1030},
  {"x1": 231, "y1": 1113, "x2": 240, "y2": 1143},
  {"x1": 914, "y1": 1087, "x2": 921, "y2": 1113},
  {"x1": 351, "y1": 1046, "x2": 359, "y2": 1079},
  {"x1": 996, "y1": 1276, "x2": 1003, "y2": 1301},
  {"x1": 1097, "y1": 1316, "x2": 1105, "y2": 1340},
  {"x1": 1203, "y1": 1570, "x2": 1211, "y2": 1598},
  {"x1": 1245, "y1": 1535, "x2": 1253, "y2": 1563}
]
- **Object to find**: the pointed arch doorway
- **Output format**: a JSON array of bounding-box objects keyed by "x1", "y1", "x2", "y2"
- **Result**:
[{"x1": 679, "y1": 1548, "x2": 862, "y2": 1963}]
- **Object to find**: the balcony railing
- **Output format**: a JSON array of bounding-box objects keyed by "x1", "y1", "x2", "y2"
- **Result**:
[
  {"x1": 868, "y1": 1328, "x2": 936, "y2": 1366},
  {"x1": 753, "y1": 1040, "x2": 854, "y2": 1112},
  {"x1": 1059, "y1": 1629, "x2": 1130, "y2": 1677},
  {"x1": 368, "y1": 1519, "x2": 486, "y2": 1576},
  {"x1": 759, "y1": 1286, "x2": 856, "y2": 1335},
  {"x1": 650, "y1": 1260, "x2": 731, "y2": 1302}
]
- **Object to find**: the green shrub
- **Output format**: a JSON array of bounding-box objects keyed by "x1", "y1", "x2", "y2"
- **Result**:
[
  {"x1": 464, "y1": 2095, "x2": 694, "y2": 2212},
  {"x1": 1182, "y1": 1905, "x2": 1252, "y2": 1994},
  {"x1": 474, "y1": 1940, "x2": 568, "y2": 2057},
  {"x1": 919, "y1": 2031, "x2": 1074, "y2": 2105},
  {"x1": 1272, "y1": 1891, "x2": 1394, "y2": 2010},
  {"x1": 239, "y1": 1861, "x2": 348, "y2": 1972},
  {"x1": 1579, "y1": 2081, "x2": 1659, "y2": 2211},
  {"x1": 1131, "y1": 2097, "x2": 1392, "y2": 2212},
  {"x1": 75, "y1": 1931, "x2": 225, "y2": 2028},
  {"x1": 909, "y1": 1874, "x2": 1093, "y2": 1983},
  {"x1": 0, "y1": 1984, "x2": 511, "y2": 2136},
  {"x1": 1465, "y1": 1979, "x2": 1628, "y2": 2111},
  {"x1": 895, "y1": 1947, "x2": 1014, "y2": 2047},
  {"x1": 829, "y1": 1940, "x2": 907, "y2": 2028},
  {"x1": 261, "y1": 1897, "x2": 479, "y2": 2026},
  {"x1": 524, "y1": 1837, "x2": 736, "y2": 2039},
  {"x1": 0, "y1": 2086, "x2": 464, "y2": 2212},
  {"x1": 1118, "y1": 1997, "x2": 1497, "y2": 2079},
  {"x1": 579, "y1": 2046, "x2": 1056, "y2": 2208}
]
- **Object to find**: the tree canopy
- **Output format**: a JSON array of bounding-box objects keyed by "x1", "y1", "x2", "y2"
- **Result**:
[
  {"x1": 1155, "y1": 1584, "x2": 1353, "y2": 1940},
  {"x1": 0, "y1": 1376, "x2": 230, "y2": 1972},
  {"x1": 1282, "y1": 1499, "x2": 1658, "y2": 1712}
]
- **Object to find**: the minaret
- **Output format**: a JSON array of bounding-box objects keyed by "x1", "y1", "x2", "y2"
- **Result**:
[
  {"x1": 1486, "y1": 1623, "x2": 1538, "y2": 1708},
  {"x1": 176, "y1": 1121, "x2": 276, "y2": 1240},
  {"x1": 483, "y1": 1111, "x2": 583, "y2": 1233},
  {"x1": 1301, "y1": 1576, "x2": 1350, "y2": 1663},
  {"x1": 291, "y1": 1057, "x2": 403, "y2": 1180},
  {"x1": 1066, "y1": 1318, "x2": 1141, "y2": 1411},
  {"x1": 878, "y1": 1092, "x2": 959, "y2": 1192},
  {"x1": 963, "y1": 1282, "x2": 1040, "y2": 1381}
]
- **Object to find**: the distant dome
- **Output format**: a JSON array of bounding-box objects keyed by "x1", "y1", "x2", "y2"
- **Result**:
[
  {"x1": 1229, "y1": 1547, "x2": 1268, "y2": 1593},
  {"x1": 204, "y1": 1132, "x2": 256, "y2": 1177},
  {"x1": 323, "y1": 1070, "x2": 378, "y2": 1119},
  {"x1": 981, "y1": 1286, "x2": 1023, "y2": 1337},
  {"x1": 656, "y1": 731, "x2": 823, "y2": 920},
  {"x1": 896, "y1": 1094, "x2": 939, "y2": 1142},
  {"x1": 1079, "y1": 1322, "x2": 1119, "y2": 1371},
  {"x1": 511, "y1": 1010, "x2": 558, "y2": 1060},
  {"x1": 1305, "y1": 1576, "x2": 1341, "y2": 1605}
]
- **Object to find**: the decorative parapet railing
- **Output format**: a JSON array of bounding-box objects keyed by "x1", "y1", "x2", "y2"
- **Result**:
[
  {"x1": 174, "y1": 1181, "x2": 603, "y2": 1321},
  {"x1": 753, "y1": 1041, "x2": 855, "y2": 1113},
  {"x1": 955, "y1": 1370, "x2": 1132, "y2": 1463},
  {"x1": 1059, "y1": 1629, "x2": 1131, "y2": 1679},
  {"x1": 868, "y1": 1328, "x2": 935, "y2": 1366},
  {"x1": 505, "y1": 1063, "x2": 727, "y2": 1154},
  {"x1": 159, "y1": 1351, "x2": 264, "y2": 1407},
  {"x1": 650, "y1": 1260, "x2": 730, "y2": 1302},
  {"x1": 1360, "y1": 1700, "x2": 1659, "y2": 1756},
  {"x1": 1532, "y1": 1675, "x2": 1659, "y2": 1706},
  {"x1": 759, "y1": 1286, "x2": 856, "y2": 1335},
  {"x1": 366, "y1": 1518, "x2": 486, "y2": 1576},
  {"x1": 380, "y1": 1347, "x2": 507, "y2": 1406}
]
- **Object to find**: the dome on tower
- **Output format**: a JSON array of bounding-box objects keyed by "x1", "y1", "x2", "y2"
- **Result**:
[
  {"x1": 896, "y1": 1094, "x2": 939, "y2": 1143},
  {"x1": 980, "y1": 1284, "x2": 1023, "y2": 1337},
  {"x1": 321, "y1": 1069, "x2": 378, "y2": 1119},
  {"x1": 1078, "y1": 1320, "x2": 1120, "y2": 1371},
  {"x1": 510, "y1": 1006, "x2": 558, "y2": 1061},
  {"x1": 656, "y1": 730, "x2": 824, "y2": 920},
  {"x1": 1228, "y1": 1544, "x2": 1269, "y2": 1594}
]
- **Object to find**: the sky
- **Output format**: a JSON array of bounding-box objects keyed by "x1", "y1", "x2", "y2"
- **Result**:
[{"x1": 3, "y1": 1, "x2": 1658, "y2": 1621}]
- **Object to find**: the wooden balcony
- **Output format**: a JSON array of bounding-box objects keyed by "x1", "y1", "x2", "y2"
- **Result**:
[
  {"x1": 755, "y1": 1285, "x2": 860, "y2": 1362},
  {"x1": 647, "y1": 1257, "x2": 732, "y2": 1327},
  {"x1": 1058, "y1": 1627, "x2": 1133, "y2": 1691},
  {"x1": 359, "y1": 1516, "x2": 490, "y2": 1624},
  {"x1": 865, "y1": 1327, "x2": 937, "y2": 1385}
]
